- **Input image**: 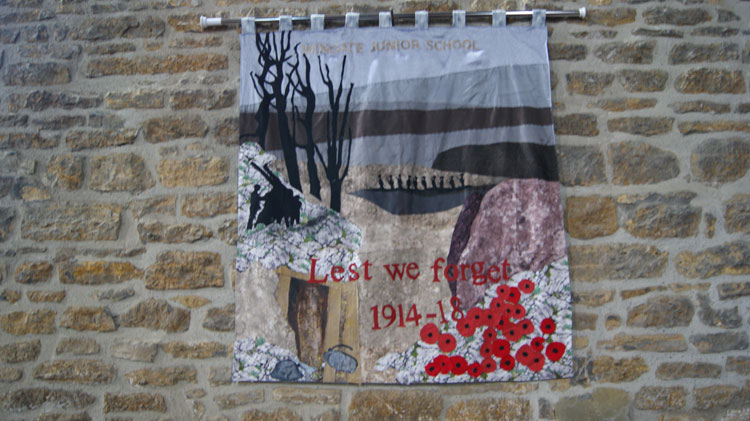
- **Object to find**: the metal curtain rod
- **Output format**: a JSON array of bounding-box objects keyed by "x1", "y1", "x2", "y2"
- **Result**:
[{"x1": 199, "y1": 8, "x2": 586, "y2": 29}]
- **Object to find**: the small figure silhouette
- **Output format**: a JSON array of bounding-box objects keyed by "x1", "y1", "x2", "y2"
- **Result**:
[
  {"x1": 377, "y1": 174, "x2": 385, "y2": 190},
  {"x1": 248, "y1": 184, "x2": 263, "y2": 229},
  {"x1": 421, "y1": 176, "x2": 427, "y2": 190},
  {"x1": 439, "y1": 176, "x2": 445, "y2": 189},
  {"x1": 459, "y1": 173, "x2": 465, "y2": 187},
  {"x1": 406, "y1": 175, "x2": 413, "y2": 190},
  {"x1": 431, "y1": 175, "x2": 437, "y2": 189},
  {"x1": 397, "y1": 174, "x2": 403, "y2": 190},
  {"x1": 387, "y1": 175, "x2": 394, "y2": 189},
  {"x1": 449, "y1": 176, "x2": 456, "y2": 189}
]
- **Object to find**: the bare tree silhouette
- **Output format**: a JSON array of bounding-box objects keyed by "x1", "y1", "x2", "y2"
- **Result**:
[
  {"x1": 312, "y1": 55, "x2": 354, "y2": 212},
  {"x1": 289, "y1": 46, "x2": 322, "y2": 200},
  {"x1": 250, "y1": 31, "x2": 302, "y2": 191}
]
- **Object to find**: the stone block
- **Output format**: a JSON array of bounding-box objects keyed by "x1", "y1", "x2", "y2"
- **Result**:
[
  {"x1": 676, "y1": 69, "x2": 746, "y2": 94},
  {"x1": 105, "y1": 89, "x2": 165, "y2": 109},
  {"x1": 643, "y1": 7, "x2": 711, "y2": 25},
  {"x1": 125, "y1": 365, "x2": 197, "y2": 387},
  {"x1": 89, "y1": 153, "x2": 154, "y2": 192},
  {"x1": 60, "y1": 260, "x2": 143, "y2": 285},
  {"x1": 669, "y1": 43, "x2": 740, "y2": 64},
  {"x1": 160, "y1": 341, "x2": 229, "y2": 359},
  {"x1": 1, "y1": 310, "x2": 56, "y2": 335},
  {"x1": 594, "y1": 41, "x2": 654, "y2": 64},
  {"x1": 569, "y1": 244, "x2": 667, "y2": 282},
  {"x1": 676, "y1": 241, "x2": 750, "y2": 278},
  {"x1": 554, "y1": 114, "x2": 599, "y2": 136},
  {"x1": 566, "y1": 72, "x2": 613, "y2": 95},
  {"x1": 55, "y1": 338, "x2": 100, "y2": 356},
  {"x1": 3, "y1": 62, "x2": 70, "y2": 86},
  {"x1": 565, "y1": 196, "x2": 617, "y2": 239},
  {"x1": 143, "y1": 115, "x2": 208, "y2": 143},
  {"x1": 617, "y1": 192, "x2": 700, "y2": 238},
  {"x1": 157, "y1": 157, "x2": 229, "y2": 187},
  {"x1": 627, "y1": 295, "x2": 694, "y2": 328},
  {"x1": 592, "y1": 356, "x2": 648, "y2": 383},
  {"x1": 215, "y1": 391, "x2": 264, "y2": 409},
  {"x1": 15, "y1": 261, "x2": 53, "y2": 284},
  {"x1": 597, "y1": 333, "x2": 687, "y2": 352},
  {"x1": 60, "y1": 306, "x2": 116, "y2": 332},
  {"x1": 349, "y1": 391, "x2": 442, "y2": 420},
  {"x1": 608, "y1": 117, "x2": 673, "y2": 136},
  {"x1": 86, "y1": 54, "x2": 228, "y2": 77},
  {"x1": 556, "y1": 145, "x2": 606, "y2": 186},
  {"x1": 634, "y1": 386, "x2": 686, "y2": 410},
  {"x1": 690, "y1": 332, "x2": 749, "y2": 353},
  {"x1": 65, "y1": 129, "x2": 138, "y2": 150},
  {"x1": 46, "y1": 154, "x2": 83, "y2": 190},
  {"x1": 33, "y1": 360, "x2": 116, "y2": 384},
  {"x1": 103, "y1": 393, "x2": 166, "y2": 413},
  {"x1": 181, "y1": 192, "x2": 236, "y2": 218},
  {"x1": 656, "y1": 362, "x2": 721, "y2": 380},
  {"x1": 0, "y1": 339, "x2": 41, "y2": 363},
  {"x1": 120, "y1": 299, "x2": 190, "y2": 333},
  {"x1": 111, "y1": 339, "x2": 158, "y2": 362},
  {"x1": 202, "y1": 304, "x2": 234, "y2": 332}
]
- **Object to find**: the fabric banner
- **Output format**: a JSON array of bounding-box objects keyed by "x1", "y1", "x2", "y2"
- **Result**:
[{"x1": 234, "y1": 24, "x2": 572, "y2": 384}]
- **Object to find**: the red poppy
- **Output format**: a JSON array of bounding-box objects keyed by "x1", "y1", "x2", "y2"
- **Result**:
[
  {"x1": 500, "y1": 355, "x2": 515, "y2": 371},
  {"x1": 466, "y1": 307, "x2": 483, "y2": 328},
  {"x1": 481, "y1": 309, "x2": 496, "y2": 327},
  {"x1": 518, "y1": 278, "x2": 535, "y2": 294},
  {"x1": 435, "y1": 354, "x2": 451, "y2": 374},
  {"x1": 482, "y1": 328, "x2": 498, "y2": 342},
  {"x1": 490, "y1": 297, "x2": 504, "y2": 312},
  {"x1": 545, "y1": 342, "x2": 566, "y2": 362},
  {"x1": 515, "y1": 344, "x2": 534, "y2": 366},
  {"x1": 425, "y1": 362, "x2": 439, "y2": 376},
  {"x1": 481, "y1": 357, "x2": 497, "y2": 374},
  {"x1": 504, "y1": 324, "x2": 522, "y2": 342},
  {"x1": 420, "y1": 323, "x2": 440, "y2": 344},
  {"x1": 509, "y1": 303, "x2": 526, "y2": 320},
  {"x1": 496, "y1": 315, "x2": 510, "y2": 332},
  {"x1": 530, "y1": 336, "x2": 545, "y2": 352},
  {"x1": 506, "y1": 287, "x2": 521, "y2": 303},
  {"x1": 449, "y1": 355, "x2": 468, "y2": 375},
  {"x1": 496, "y1": 285, "x2": 509, "y2": 301},
  {"x1": 480, "y1": 340, "x2": 494, "y2": 358},
  {"x1": 518, "y1": 318, "x2": 534, "y2": 335},
  {"x1": 438, "y1": 333, "x2": 457, "y2": 353},
  {"x1": 527, "y1": 352, "x2": 545, "y2": 372},
  {"x1": 467, "y1": 362, "x2": 483, "y2": 378},
  {"x1": 540, "y1": 318, "x2": 556, "y2": 335},
  {"x1": 456, "y1": 319, "x2": 476, "y2": 338},
  {"x1": 491, "y1": 338, "x2": 511, "y2": 358}
]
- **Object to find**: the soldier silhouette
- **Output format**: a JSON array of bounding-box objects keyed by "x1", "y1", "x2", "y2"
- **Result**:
[
  {"x1": 250, "y1": 162, "x2": 301, "y2": 228},
  {"x1": 247, "y1": 184, "x2": 263, "y2": 229}
]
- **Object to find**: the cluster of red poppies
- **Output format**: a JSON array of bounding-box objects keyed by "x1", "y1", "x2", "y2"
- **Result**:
[{"x1": 421, "y1": 280, "x2": 566, "y2": 378}]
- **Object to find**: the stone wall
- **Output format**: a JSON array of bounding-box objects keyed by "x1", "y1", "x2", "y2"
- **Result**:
[{"x1": 1, "y1": 0, "x2": 749, "y2": 419}]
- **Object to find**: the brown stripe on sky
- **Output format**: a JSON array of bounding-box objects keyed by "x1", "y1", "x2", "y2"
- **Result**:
[{"x1": 240, "y1": 106, "x2": 552, "y2": 151}]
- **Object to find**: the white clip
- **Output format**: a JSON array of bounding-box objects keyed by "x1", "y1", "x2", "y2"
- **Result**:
[
  {"x1": 345, "y1": 12, "x2": 359, "y2": 28},
  {"x1": 279, "y1": 15, "x2": 292, "y2": 31},
  {"x1": 241, "y1": 17, "x2": 255, "y2": 34},
  {"x1": 415, "y1": 10, "x2": 428, "y2": 29},
  {"x1": 310, "y1": 14, "x2": 324, "y2": 31},
  {"x1": 452, "y1": 10, "x2": 466, "y2": 27},
  {"x1": 379, "y1": 11, "x2": 392, "y2": 28},
  {"x1": 532, "y1": 9, "x2": 546, "y2": 27},
  {"x1": 492, "y1": 10, "x2": 506, "y2": 27}
]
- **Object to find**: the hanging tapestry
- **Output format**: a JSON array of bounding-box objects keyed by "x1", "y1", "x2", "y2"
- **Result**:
[{"x1": 234, "y1": 22, "x2": 572, "y2": 384}]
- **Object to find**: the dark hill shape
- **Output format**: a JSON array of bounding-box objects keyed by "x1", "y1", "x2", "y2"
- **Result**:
[
  {"x1": 350, "y1": 186, "x2": 494, "y2": 215},
  {"x1": 432, "y1": 142, "x2": 559, "y2": 180}
]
